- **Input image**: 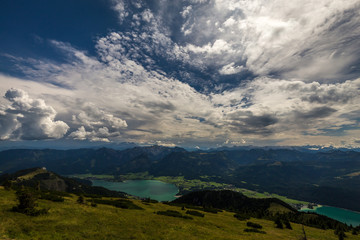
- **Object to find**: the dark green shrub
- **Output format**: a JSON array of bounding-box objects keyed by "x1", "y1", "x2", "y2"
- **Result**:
[
  {"x1": 275, "y1": 218, "x2": 283, "y2": 229},
  {"x1": 284, "y1": 219, "x2": 292, "y2": 229},
  {"x1": 39, "y1": 192, "x2": 64, "y2": 202},
  {"x1": 92, "y1": 198, "x2": 143, "y2": 210},
  {"x1": 142, "y1": 197, "x2": 158, "y2": 203},
  {"x1": 234, "y1": 213, "x2": 250, "y2": 221},
  {"x1": 91, "y1": 200, "x2": 97, "y2": 207},
  {"x1": 3, "y1": 179, "x2": 12, "y2": 190},
  {"x1": 156, "y1": 210, "x2": 193, "y2": 219},
  {"x1": 334, "y1": 225, "x2": 346, "y2": 236},
  {"x1": 15, "y1": 190, "x2": 38, "y2": 210},
  {"x1": 246, "y1": 221, "x2": 262, "y2": 229},
  {"x1": 203, "y1": 207, "x2": 219, "y2": 213},
  {"x1": 186, "y1": 210, "x2": 204, "y2": 217},
  {"x1": 338, "y1": 231, "x2": 345, "y2": 240},
  {"x1": 335, "y1": 226, "x2": 346, "y2": 240},
  {"x1": 244, "y1": 228, "x2": 266, "y2": 234},
  {"x1": 12, "y1": 189, "x2": 48, "y2": 216},
  {"x1": 77, "y1": 195, "x2": 84, "y2": 204}
]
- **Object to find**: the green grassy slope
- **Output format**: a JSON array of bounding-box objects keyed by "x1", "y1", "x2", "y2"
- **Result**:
[{"x1": 0, "y1": 187, "x2": 358, "y2": 240}]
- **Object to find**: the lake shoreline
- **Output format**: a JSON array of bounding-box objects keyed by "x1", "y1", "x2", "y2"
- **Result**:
[
  {"x1": 92, "y1": 179, "x2": 179, "y2": 202},
  {"x1": 300, "y1": 205, "x2": 360, "y2": 227},
  {"x1": 300, "y1": 204, "x2": 323, "y2": 211}
]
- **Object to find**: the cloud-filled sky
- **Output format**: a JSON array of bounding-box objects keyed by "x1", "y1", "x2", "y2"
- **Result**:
[{"x1": 1, "y1": 0, "x2": 360, "y2": 148}]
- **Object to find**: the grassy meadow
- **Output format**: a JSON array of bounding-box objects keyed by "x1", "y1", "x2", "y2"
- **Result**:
[{"x1": 0, "y1": 187, "x2": 358, "y2": 240}]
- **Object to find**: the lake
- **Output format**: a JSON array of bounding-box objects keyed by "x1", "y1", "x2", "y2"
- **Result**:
[
  {"x1": 301, "y1": 206, "x2": 360, "y2": 227},
  {"x1": 92, "y1": 179, "x2": 179, "y2": 202}
]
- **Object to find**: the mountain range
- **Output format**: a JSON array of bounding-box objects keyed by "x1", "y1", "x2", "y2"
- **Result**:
[{"x1": 0, "y1": 146, "x2": 359, "y2": 211}]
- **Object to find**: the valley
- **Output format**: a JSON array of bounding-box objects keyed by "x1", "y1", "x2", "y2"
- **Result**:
[
  {"x1": 1, "y1": 166, "x2": 359, "y2": 239},
  {"x1": 1, "y1": 146, "x2": 359, "y2": 212},
  {"x1": 72, "y1": 172, "x2": 310, "y2": 205}
]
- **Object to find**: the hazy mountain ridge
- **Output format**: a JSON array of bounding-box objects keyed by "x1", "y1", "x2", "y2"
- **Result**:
[{"x1": 0, "y1": 146, "x2": 186, "y2": 174}]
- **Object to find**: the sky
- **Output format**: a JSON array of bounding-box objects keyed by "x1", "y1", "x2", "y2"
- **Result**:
[{"x1": 0, "y1": 0, "x2": 360, "y2": 149}]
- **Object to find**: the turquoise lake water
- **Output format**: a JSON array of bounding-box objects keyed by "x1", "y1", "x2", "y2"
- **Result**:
[
  {"x1": 92, "y1": 179, "x2": 179, "y2": 202},
  {"x1": 301, "y1": 206, "x2": 360, "y2": 227}
]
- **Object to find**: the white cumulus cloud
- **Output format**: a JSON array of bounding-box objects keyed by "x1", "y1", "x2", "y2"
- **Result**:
[{"x1": 0, "y1": 88, "x2": 69, "y2": 140}]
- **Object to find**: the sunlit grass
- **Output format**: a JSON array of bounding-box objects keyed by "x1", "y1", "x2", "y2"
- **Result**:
[
  {"x1": 17, "y1": 168, "x2": 48, "y2": 181},
  {"x1": 0, "y1": 188, "x2": 357, "y2": 240}
]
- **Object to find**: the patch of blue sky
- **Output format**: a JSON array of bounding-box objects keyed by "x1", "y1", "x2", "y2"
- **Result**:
[{"x1": 0, "y1": 0, "x2": 120, "y2": 66}]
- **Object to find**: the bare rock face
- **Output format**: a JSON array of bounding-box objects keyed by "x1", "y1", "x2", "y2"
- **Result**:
[
  {"x1": 38, "y1": 177, "x2": 67, "y2": 192},
  {"x1": 7, "y1": 168, "x2": 69, "y2": 192}
]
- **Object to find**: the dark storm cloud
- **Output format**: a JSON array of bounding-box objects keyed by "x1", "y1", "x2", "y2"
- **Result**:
[
  {"x1": 243, "y1": 114, "x2": 278, "y2": 128},
  {"x1": 303, "y1": 93, "x2": 354, "y2": 104},
  {"x1": 301, "y1": 85, "x2": 359, "y2": 104},
  {"x1": 295, "y1": 107, "x2": 337, "y2": 120},
  {"x1": 142, "y1": 101, "x2": 176, "y2": 113},
  {"x1": 228, "y1": 112, "x2": 278, "y2": 136}
]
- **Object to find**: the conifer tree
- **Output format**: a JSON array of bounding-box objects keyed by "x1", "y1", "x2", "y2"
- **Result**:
[
  {"x1": 284, "y1": 219, "x2": 292, "y2": 230},
  {"x1": 275, "y1": 218, "x2": 283, "y2": 229},
  {"x1": 16, "y1": 190, "x2": 37, "y2": 211},
  {"x1": 77, "y1": 195, "x2": 84, "y2": 204},
  {"x1": 12, "y1": 189, "x2": 48, "y2": 216}
]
